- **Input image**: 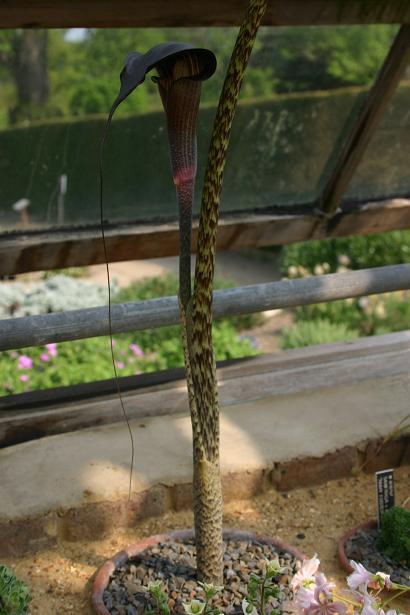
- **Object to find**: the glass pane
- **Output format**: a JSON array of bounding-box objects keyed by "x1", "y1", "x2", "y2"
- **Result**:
[
  {"x1": 345, "y1": 77, "x2": 410, "y2": 202},
  {"x1": 0, "y1": 25, "x2": 397, "y2": 231}
]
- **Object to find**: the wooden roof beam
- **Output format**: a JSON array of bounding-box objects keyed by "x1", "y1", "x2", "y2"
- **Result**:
[
  {"x1": 0, "y1": 198, "x2": 409, "y2": 276},
  {"x1": 0, "y1": 0, "x2": 409, "y2": 29},
  {"x1": 317, "y1": 24, "x2": 410, "y2": 227}
]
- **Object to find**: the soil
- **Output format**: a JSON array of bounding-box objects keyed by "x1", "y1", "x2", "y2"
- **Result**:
[{"x1": 3, "y1": 466, "x2": 409, "y2": 614}]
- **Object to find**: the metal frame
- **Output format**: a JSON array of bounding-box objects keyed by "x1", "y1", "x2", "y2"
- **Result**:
[
  {"x1": 1, "y1": 16, "x2": 410, "y2": 271},
  {"x1": 2, "y1": 263, "x2": 410, "y2": 351}
]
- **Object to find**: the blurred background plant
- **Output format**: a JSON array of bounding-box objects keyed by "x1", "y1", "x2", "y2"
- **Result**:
[
  {"x1": 279, "y1": 232, "x2": 410, "y2": 349},
  {"x1": 0, "y1": 274, "x2": 259, "y2": 396}
]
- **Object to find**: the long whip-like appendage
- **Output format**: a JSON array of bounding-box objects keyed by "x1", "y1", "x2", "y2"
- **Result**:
[{"x1": 99, "y1": 111, "x2": 135, "y2": 502}]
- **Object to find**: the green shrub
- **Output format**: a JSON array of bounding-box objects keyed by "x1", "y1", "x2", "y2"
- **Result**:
[
  {"x1": 0, "y1": 565, "x2": 31, "y2": 615},
  {"x1": 377, "y1": 506, "x2": 410, "y2": 566},
  {"x1": 281, "y1": 318, "x2": 359, "y2": 349},
  {"x1": 279, "y1": 230, "x2": 410, "y2": 350},
  {"x1": 294, "y1": 290, "x2": 410, "y2": 337},
  {"x1": 280, "y1": 230, "x2": 410, "y2": 275}
]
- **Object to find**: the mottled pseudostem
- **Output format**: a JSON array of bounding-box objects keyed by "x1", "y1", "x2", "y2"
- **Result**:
[{"x1": 190, "y1": 0, "x2": 268, "y2": 583}]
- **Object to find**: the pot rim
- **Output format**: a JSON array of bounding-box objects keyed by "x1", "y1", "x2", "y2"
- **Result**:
[
  {"x1": 92, "y1": 528, "x2": 306, "y2": 615},
  {"x1": 338, "y1": 519, "x2": 378, "y2": 575}
]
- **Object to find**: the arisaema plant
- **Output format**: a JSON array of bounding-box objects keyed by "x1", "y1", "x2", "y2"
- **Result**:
[{"x1": 102, "y1": 0, "x2": 268, "y2": 584}]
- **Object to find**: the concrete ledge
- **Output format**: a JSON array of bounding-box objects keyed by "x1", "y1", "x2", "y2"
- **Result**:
[
  {"x1": 1, "y1": 332, "x2": 410, "y2": 556},
  {"x1": 1, "y1": 436, "x2": 408, "y2": 557}
]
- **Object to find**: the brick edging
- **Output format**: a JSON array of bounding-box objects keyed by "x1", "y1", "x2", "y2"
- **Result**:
[{"x1": 1, "y1": 435, "x2": 408, "y2": 557}]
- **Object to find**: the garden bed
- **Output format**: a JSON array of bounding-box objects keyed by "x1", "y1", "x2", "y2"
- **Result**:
[{"x1": 2, "y1": 467, "x2": 409, "y2": 614}]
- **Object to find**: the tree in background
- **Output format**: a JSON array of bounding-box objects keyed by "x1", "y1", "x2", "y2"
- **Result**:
[
  {"x1": 0, "y1": 30, "x2": 49, "y2": 123},
  {"x1": 252, "y1": 25, "x2": 398, "y2": 92},
  {"x1": 0, "y1": 25, "x2": 400, "y2": 128}
]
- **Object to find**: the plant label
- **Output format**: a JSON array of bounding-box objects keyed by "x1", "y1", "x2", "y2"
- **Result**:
[{"x1": 375, "y1": 469, "x2": 395, "y2": 527}]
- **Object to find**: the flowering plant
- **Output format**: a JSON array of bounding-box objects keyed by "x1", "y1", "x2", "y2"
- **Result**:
[
  {"x1": 177, "y1": 557, "x2": 408, "y2": 615},
  {"x1": 289, "y1": 556, "x2": 408, "y2": 615}
]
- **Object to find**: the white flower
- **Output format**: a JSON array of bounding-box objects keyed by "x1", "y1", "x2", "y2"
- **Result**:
[
  {"x1": 347, "y1": 561, "x2": 373, "y2": 591},
  {"x1": 374, "y1": 303, "x2": 386, "y2": 319},
  {"x1": 266, "y1": 557, "x2": 286, "y2": 576},
  {"x1": 373, "y1": 571, "x2": 392, "y2": 590},
  {"x1": 183, "y1": 600, "x2": 206, "y2": 615},
  {"x1": 314, "y1": 264, "x2": 324, "y2": 276},
  {"x1": 291, "y1": 554, "x2": 320, "y2": 590},
  {"x1": 338, "y1": 254, "x2": 351, "y2": 267},
  {"x1": 241, "y1": 598, "x2": 259, "y2": 615}
]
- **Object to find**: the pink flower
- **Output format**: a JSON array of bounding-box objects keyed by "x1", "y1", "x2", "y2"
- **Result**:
[
  {"x1": 116, "y1": 361, "x2": 125, "y2": 369},
  {"x1": 347, "y1": 561, "x2": 373, "y2": 591},
  {"x1": 19, "y1": 374, "x2": 29, "y2": 382},
  {"x1": 46, "y1": 343, "x2": 58, "y2": 357},
  {"x1": 315, "y1": 573, "x2": 334, "y2": 595},
  {"x1": 291, "y1": 555, "x2": 320, "y2": 590},
  {"x1": 18, "y1": 355, "x2": 33, "y2": 369},
  {"x1": 303, "y1": 585, "x2": 347, "y2": 615},
  {"x1": 295, "y1": 586, "x2": 316, "y2": 610},
  {"x1": 40, "y1": 353, "x2": 50, "y2": 362},
  {"x1": 360, "y1": 595, "x2": 379, "y2": 615},
  {"x1": 130, "y1": 343, "x2": 144, "y2": 357}
]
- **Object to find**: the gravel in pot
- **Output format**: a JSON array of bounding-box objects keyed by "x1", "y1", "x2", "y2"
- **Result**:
[
  {"x1": 93, "y1": 530, "x2": 305, "y2": 615},
  {"x1": 340, "y1": 520, "x2": 410, "y2": 589}
]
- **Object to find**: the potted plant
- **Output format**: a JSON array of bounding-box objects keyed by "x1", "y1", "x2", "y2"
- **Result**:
[
  {"x1": 92, "y1": 0, "x2": 309, "y2": 612},
  {"x1": 338, "y1": 505, "x2": 410, "y2": 592}
]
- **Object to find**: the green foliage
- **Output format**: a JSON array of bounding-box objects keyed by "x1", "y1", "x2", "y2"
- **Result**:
[
  {"x1": 145, "y1": 581, "x2": 170, "y2": 615},
  {"x1": 0, "y1": 25, "x2": 398, "y2": 129},
  {"x1": 0, "y1": 275, "x2": 258, "y2": 396},
  {"x1": 281, "y1": 318, "x2": 359, "y2": 350},
  {"x1": 253, "y1": 25, "x2": 396, "y2": 92},
  {"x1": 42, "y1": 266, "x2": 89, "y2": 279},
  {"x1": 280, "y1": 230, "x2": 410, "y2": 275},
  {"x1": 0, "y1": 565, "x2": 31, "y2": 615},
  {"x1": 377, "y1": 506, "x2": 410, "y2": 566},
  {"x1": 280, "y1": 231, "x2": 410, "y2": 350}
]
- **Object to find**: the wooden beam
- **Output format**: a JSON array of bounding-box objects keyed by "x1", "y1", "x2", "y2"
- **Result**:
[
  {"x1": 0, "y1": 0, "x2": 409, "y2": 29},
  {"x1": 1, "y1": 199, "x2": 410, "y2": 276},
  {"x1": 318, "y1": 25, "x2": 410, "y2": 222},
  {"x1": 1, "y1": 263, "x2": 410, "y2": 351},
  {"x1": 1, "y1": 330, "x2": 409, "y2": 448},
  {"x1": 0, "y1": 211, "x2": 315, "y2": 275}
]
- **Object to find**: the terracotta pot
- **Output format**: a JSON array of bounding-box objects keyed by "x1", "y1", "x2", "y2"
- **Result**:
[
  {"x1": 92, "y1": 528, "x2": 305, "y2": 615},
  {"x1": 338, "y1": 519, "x2": 378, "y2": 575}
]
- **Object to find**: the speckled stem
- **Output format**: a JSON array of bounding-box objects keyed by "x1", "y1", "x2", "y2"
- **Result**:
[{"x1": 191, "y1": 0, "x2": 268, "y2": 583}]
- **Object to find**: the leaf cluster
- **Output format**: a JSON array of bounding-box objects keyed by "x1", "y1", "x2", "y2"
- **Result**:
[
  {"x1": 0, "y1": 565, "x2": 31, "y2": 615},
  {"x1": 377, "y1": 506, "x2": 410, "y2": 566}
]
